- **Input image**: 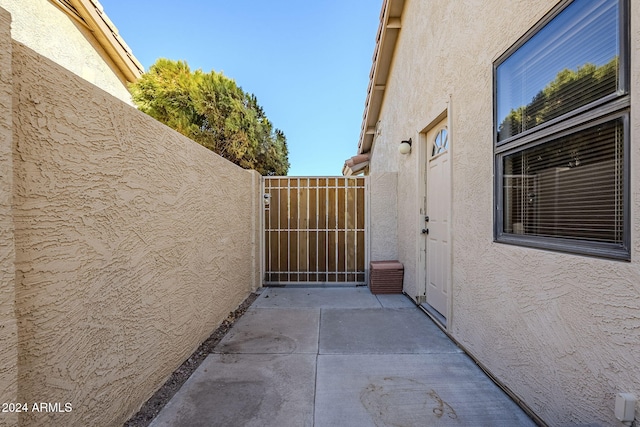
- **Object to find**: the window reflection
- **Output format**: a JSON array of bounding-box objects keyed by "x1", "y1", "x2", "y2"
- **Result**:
[{"x1": 496, "y1": 0, "x2": 619, "y2": 142}]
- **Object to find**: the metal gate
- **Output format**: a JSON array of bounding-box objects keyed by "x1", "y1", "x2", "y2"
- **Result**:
[{"x1": 262, "y1": 177, "x2": 367, "y2": 285}]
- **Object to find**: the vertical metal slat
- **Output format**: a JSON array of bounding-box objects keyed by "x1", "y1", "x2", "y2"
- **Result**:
[{"x1": 263, "y1": 176, "x2": 366, "y2": 285}]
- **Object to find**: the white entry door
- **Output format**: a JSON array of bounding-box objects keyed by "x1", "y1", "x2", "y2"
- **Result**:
[{"x1": 425, "y1": 120, "x2": 450, "y2": 319}]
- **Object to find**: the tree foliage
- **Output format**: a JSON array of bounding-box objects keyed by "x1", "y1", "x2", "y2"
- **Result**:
[{"x1": 130, "y1": 59, "x2": 289, "y2": 175}]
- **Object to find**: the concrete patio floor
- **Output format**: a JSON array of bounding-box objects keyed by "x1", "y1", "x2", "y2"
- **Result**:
[{"x1": 149, "y1": 287, "x2": 537, "y2": 427}]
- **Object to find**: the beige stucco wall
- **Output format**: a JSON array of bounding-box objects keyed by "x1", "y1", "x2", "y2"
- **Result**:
[
  {"x1": 0, "y1": 0, "x2": 133, "y2": 104},
  {"x1": 367, "y1": 123, "x2": 400, "y2": 271},
  {"x1": 6, "y1": 35, "x2": 260, "y2": 426},
  {"x1": 368, "y1": 172, "x2": 398, "y2": 263},
  {"x1": 0, "y1": 7, "x2": 18, "y2": 427},
  {"x1": 369, "y1": 0, "x2": 640, "y2": 425}
]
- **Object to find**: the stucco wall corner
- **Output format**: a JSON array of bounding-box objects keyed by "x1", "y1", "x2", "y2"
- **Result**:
[{"x1": 0, "y1": 6, "x2": 18, "y2": 427}]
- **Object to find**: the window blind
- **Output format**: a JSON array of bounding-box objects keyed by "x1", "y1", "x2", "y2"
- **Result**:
[{"x1": 503, "y1": 118, "x2": 624, "y2": 244}]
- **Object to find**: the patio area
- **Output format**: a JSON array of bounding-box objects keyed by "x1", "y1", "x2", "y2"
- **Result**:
[{"x1": 148, "y1": 287, "x2": 537, "y2": 426}]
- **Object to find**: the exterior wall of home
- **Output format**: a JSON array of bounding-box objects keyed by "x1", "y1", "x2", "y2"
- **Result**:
[
  {"x1": 369, "y1": 0, "x2": 640, "y2": 425},
  {"x1": 368, "y1": 123, "x2": 400, "y2": 266},
  {"x1": 0, "y1": 7, "x2": 18, "y2": 427},
  {"x1": 0, "y1": 0, "x2": 133, "y2": 104},
  {"x1": 368, "y1": 172, "x2": 398, "y2": 263},
  {"x1": 5, "y1": 28, "x2": 261, "y2": 427}
]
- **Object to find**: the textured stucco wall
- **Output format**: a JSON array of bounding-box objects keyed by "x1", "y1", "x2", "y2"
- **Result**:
[
  {"x1": 0, "y1": 8, "x2": 18, "y2": 427},
  {"x1": 368, "y1": 172, "x2": 398, "y2": 263},
  {"x1": 11, "y1": 41, "x2": 260, "y2": 427},
  {"x1": 370, "y1": 0, "x2": 640, "y2": 425},
  {"x1": 367, "y1": 126, "x2": 401, "y2": 272},
  {"x1": 0, "y1": 0, "x2": 133, "y2": 104}
]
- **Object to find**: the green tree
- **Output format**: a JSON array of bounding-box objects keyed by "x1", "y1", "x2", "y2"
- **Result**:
[{"x1": 130, "y1": 58, "x2": 289, "y2": 175}]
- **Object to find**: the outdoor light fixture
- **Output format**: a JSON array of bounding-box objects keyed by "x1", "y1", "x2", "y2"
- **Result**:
[{"x1": 399, "y1": 138, "x2": 412, "y2": 155}]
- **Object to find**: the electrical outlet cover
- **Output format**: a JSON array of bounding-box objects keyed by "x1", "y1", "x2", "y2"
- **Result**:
[{"x1": 615, "y1": 393, "x2": 636, "y2": 422}]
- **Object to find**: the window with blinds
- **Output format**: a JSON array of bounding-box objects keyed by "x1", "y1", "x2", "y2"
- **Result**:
[
  {"x1": 503, "y1": 118, "x2": 624, "y2": 243},
  {"x1": 494, "y1": 0, "x2": 630, "y2": 260}
]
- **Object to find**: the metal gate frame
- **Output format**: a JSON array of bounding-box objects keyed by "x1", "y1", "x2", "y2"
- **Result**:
[{"x1": 262, "y1": 176, "x2": 368, "y2": 285}]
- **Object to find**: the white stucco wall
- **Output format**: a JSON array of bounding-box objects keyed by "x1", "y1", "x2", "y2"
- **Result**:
[
  {"x1": 0, "y1": 0, "x2": 134, "y2": 104},
  {"x1": 368, "y1": 0, "x2": 640, "y2": 425},
  {"x1": 9, "y1": 35, "x2": 260, "y2": 427}
]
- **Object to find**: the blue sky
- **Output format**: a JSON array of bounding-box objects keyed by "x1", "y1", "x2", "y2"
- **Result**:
[{"x1": 98, "y1": 0, "x2": 382, "y2": 176}]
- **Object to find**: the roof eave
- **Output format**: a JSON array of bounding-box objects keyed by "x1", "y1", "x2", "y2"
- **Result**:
[
  {"x1": 357, "y1": 0, "x2": 405, "y2": 155},
  {"x1": 64, "y1": 0, "x2": 144, "y2": 83}
]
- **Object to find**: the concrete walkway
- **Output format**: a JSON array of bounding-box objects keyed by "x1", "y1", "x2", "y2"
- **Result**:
[{"x1": 149, "y1": 287, "x2": 537, "y2": 427}]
